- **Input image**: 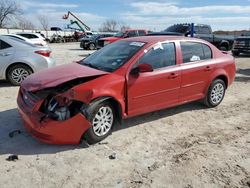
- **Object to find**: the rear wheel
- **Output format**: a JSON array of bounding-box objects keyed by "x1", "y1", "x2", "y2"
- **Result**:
[
  {"x1": 219, "y1": 46, "x2": 228, "y2": 51},
  {"x1": 84, "y1": 101, "x2": 115, "y2": 144},
  {"x1": 7, "y1": 64, "x2": 32, "y2": 86},
  {"x1": 232, "y1": 51, "x2": 240, "y2": 56},
  {"x1": 203, "y1": 79, "x2": 226, "y2": 108},
  {"x1": 88, "y1": 43, "x2": 96, "y2": 50}
]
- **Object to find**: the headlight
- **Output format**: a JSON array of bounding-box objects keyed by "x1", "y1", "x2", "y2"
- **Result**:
[{"x1": 41, "y1": 95, "x2": 87, "y2": 121}]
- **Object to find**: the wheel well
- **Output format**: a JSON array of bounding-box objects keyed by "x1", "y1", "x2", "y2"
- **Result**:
[
  {"x1": 215, "y1": 75, "x2": 228, "y2": 88},
  {"x1": 89, "y1": 97, "x2": 123, "y2": 125},
  {"x1": 5, "y1": 63, "x2": 33, "y2": 79}
]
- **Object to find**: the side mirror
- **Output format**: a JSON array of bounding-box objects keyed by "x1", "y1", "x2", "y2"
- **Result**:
[{"x1": 130, "y1": 63, "x2": 153, "y2": 74}]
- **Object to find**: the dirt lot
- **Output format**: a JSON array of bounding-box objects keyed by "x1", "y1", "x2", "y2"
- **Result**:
[{"x1": 0, "y1": 42, "x2": 249, "y2": 188}]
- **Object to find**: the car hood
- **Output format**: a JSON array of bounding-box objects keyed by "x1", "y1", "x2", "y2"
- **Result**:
[
  {"x1": 21, "y1": 63, "x2": 108, "y2": 92},
  {"x1": 101, "y1": 36, "x2": 121, "y2": 42}
]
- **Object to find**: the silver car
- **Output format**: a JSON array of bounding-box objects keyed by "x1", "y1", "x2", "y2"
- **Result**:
[{"x1": 0, "y1": 35, "x2": 55, "y2": 85}]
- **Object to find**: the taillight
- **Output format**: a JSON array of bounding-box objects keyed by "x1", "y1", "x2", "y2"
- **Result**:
[{"x1": 35, "y1": 50, "x2": 51, "y2": 57}]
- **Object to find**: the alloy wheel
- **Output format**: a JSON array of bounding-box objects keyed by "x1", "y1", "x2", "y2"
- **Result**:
[
  {"x1": 210, "y1": 83, "x2": 225, "y2": 105},
  {"x1": 11, "y1": 68, "x2": 29, "y2": 84},
  {"x1": 92, "y1": 106, "x2": 113, "y2": 137}
]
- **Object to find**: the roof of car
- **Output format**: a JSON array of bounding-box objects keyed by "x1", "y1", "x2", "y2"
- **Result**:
[
  {"x1": 16, "y1": 32, "x2": 41, "y2": 36},
  {"x1": 122, "y1": 35, "x2": 204, "y2": 44}
]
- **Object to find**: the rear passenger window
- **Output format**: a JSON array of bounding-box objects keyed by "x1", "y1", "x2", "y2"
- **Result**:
[
  {"x1": 127, "y1": 31, "x2": 137, "y2": 37},
  {"x1": 138, "y1": 30, "x2": 146, "y2": 36},
  {"x1": 138, "y1": 43, "x2": 176, "y2": 69},
  {"x1": 19, "y1": 34, "x2": 38, "y2": 39},
  {"x1": 180, "y1": 42, "x2": 212, "y2": 63},
  {"x1": 0, "y1": 40, "x2": 12, "y2": 50}
]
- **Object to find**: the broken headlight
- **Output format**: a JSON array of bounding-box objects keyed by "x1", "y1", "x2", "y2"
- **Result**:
[{"x1": 41, "y1": 95, "x2": 88, "y2": 121}]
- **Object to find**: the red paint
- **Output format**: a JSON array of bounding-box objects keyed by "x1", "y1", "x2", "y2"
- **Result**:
[
  {"x1": 21, "y1": 63, "x2": 108, "y2": 92},
  {"x1": 17, "y1": 36, "x2": 236, "y2": 144}
]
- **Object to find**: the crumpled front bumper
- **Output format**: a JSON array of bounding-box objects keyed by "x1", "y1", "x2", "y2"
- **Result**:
[{"x1": 17, "y1": 89, "x2": 91, "y2": 145}]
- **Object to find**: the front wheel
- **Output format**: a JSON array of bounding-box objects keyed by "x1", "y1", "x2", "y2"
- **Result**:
[
  {"x1": 203, "y1": 79, "x2": 226, "y2": 108},
  {"x1": 84, "y1": 101, "x2": 115, "y2": 144}
]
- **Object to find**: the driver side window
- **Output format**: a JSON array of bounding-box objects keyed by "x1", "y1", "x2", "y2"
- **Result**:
[{"x1": 137, "y1": 42, "x2": 176, "y2": 70}]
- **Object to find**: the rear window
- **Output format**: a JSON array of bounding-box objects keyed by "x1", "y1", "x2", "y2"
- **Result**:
[
  {"x1": 18, "y1": 34, "x2": 39, "y2": 39},
  {"x1": 127, "y1": 31, "x2": 138, "y2": 37},
  {"x1": 0, "y1": 40, "x2": 12, "y2": 49},
  {"x1": 138, "y1": 30, "x2": 146, "y2": 36},
  {"x1": 181, "y1": 42, "x2": 212, "y2": 63}
]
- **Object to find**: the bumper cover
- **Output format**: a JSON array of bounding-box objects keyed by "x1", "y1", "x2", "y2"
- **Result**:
[{"x1": 17, "y1": 92, "x2": 91, "y2": 145}]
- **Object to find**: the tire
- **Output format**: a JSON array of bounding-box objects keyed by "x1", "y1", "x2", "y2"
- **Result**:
[
  {"x1": 7, "y1": 64, "x2": 32, "y2": 86},
  {"x1": 84, "y1": 101, "x2": 115, "y2": 144},
  {"x1": 203, "y1": 79, "x2": 226, "y2": 108},
  {"x1": 232, "y1": 51, "x2": 240, "y2": 56},
  {"x1": 88, "y1": 43, "x2": 96, "y2": 50},
  {"x1": 219, "y1": 46, "x2": 228, "y2": 51}
]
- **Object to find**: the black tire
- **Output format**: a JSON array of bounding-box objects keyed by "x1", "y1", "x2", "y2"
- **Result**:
[
  {"x1": 203, "y1": 79, "x2": 226, "y2": 108},
  {"x1": 84, "y1": 101, "x2": 115, "y2": 144},
  {"x1": 232, "y1": 51, "x2": 240, "y2": 56},
  {"x1": 7, "y1": 64, "x2": 32, "y2": 86},
  {"x1": 219, "y1": 46, "x2": 228, "y2": 51},
  {"x1": 88, "y1": 43, "x2": 96, "y2": 50}
]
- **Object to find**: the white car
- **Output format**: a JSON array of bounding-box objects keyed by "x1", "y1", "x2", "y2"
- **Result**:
[
  {"x1": 16, "y1": 32, "x2": 48, "y2": 46},
  {"x1": 0, "y1": 35, "x2": 55, "y2": 85},
  {"x1": 3, "y1": 34, "x2": 34, "y2": 45}
]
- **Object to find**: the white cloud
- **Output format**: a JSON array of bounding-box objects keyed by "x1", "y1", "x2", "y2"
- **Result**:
[
  {"x1": 121, "y1": 2, "x2": 250, "y2": 30},
  {"x1": 130, "y1": 2, "x2": 250, "y2": 15}
]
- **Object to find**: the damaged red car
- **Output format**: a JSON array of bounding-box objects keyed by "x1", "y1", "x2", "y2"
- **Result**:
[{"x1": 17, "y1": 36, "x2": 236, "y2": 145}]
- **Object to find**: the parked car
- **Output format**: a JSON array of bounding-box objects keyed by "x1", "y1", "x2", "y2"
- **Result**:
[
  {"x1": 80, "y1": 33, "x2": 114, "y2": 50},
  {"x1": 149, "y1": 23, "x2": 235, "y2": 51},
  {"x1": 3, "y1": 34, "x2": 42, "y2": 46},
  {"x1": 97, "y1": 29, "x2": 148, "y2": 48},
  {"x1": 232, "y1": 36, "x2": 250, "y2": 56},
  {"x1": 0, "y1": 36, "x2": 55, "y2": 85},
  {"x1": 18, "y1": 36, "x2": 235, "y2": 145},
  {"x1": 16, "y1": 32, "x2": 48, "y2": 46}
]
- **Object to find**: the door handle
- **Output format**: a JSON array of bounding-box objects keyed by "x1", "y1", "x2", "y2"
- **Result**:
[
  {"x1": 204, "y1": 66, "x2": 212, "y2": 71},
  {"x1": 168, "y1": 73, "x2": 179, "y2": 79},
  {"x1": 0, "y1": 52, "x2": 11, "y2": 56}
]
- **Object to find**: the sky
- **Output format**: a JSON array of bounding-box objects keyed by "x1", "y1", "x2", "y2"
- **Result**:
[{"x1": 17, "y1": 0, "x2": 250, "y2": 31}]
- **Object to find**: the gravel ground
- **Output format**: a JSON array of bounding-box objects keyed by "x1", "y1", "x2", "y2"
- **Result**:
[{"x1": 0, "y1": 42, "x2": 249, "y2": 188}]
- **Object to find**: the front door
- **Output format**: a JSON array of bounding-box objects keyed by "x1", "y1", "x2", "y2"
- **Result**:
[
  {"x1": 0, "y1": 39, "x2": 14, "y2": 79},
  {"x1": 127, "y1": 42, "x2": 181, "y2": 116}
]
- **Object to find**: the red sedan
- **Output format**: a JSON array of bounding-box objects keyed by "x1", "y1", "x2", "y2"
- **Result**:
[{"x1": 17, "y1": 36, "x2": 236, "y2": 144}]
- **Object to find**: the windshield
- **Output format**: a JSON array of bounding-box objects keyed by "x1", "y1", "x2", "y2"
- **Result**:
[
  {"x1": 165, "y1": 24, "x2": 190, "y2": 33},
  {"x1": 81, "y1": 41, "x2": 145, "y2": 72},
  {"x1": 114, "y1": 31, "x2": 125, "y2": 37},
  {"x1": 90, "y1": 34, "x2": 99, "y2": 39}
]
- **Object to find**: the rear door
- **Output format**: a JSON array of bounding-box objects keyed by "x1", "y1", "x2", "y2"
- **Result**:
[
  {"x1": 0, "y1": 39, "x2": 14, "y2": 78},
  {"x1": 180, "y1": 41, "x2": 214, "y2": 103},
  {"x1": 127, "y1": 42, "x2": 181, "y2": 116}
]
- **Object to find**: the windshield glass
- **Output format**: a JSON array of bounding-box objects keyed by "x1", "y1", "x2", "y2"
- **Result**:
[
  {"x1": 165, "y1": 24, "x2": 190, "y2": 33},
  {"x1": 114, "y1": 31, "x2": 125, "y2": 37},
  {"x1": 81, "y1": 41, "x2": 145, "y2": 72},
  {"x1": 90, "y1": 34, "x2": 99, "y2": 39}
]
